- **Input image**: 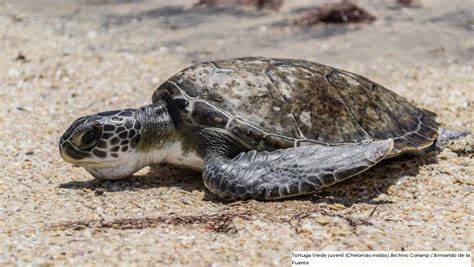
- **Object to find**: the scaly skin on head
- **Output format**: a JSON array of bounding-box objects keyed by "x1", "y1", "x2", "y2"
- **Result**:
[{"x1": 59, "y1": 102, "x2": 181, "y2": 180}]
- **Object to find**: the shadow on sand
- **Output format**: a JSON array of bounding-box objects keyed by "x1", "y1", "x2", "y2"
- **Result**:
[
  {"x1": 59, "y1": 152, "x2": 438, "y2": 206},
  {"x1": 59, "y1": 163, "x2": 205, "y2": 194},
  {"x1": 55, "y1": 153, "x2": 439, "y2": 233}
]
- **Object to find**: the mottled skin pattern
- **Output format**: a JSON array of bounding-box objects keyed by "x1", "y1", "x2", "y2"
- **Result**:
[
  {"x1": 60, "y1": 109, "x2": 143, "y2": 162},
  {"x1": 60, "y1": 57, "x2": 462, "y2": 200},
  {"x1": 59, "y1": 105, "x2": 175, "y2": 180},
  {"x1": 153, "y1": 57, "x2": 439, "y2": 155}
]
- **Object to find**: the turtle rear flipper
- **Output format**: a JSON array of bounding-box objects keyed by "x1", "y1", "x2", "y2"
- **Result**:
[
  {"x1": 202, "y1": 137, "x2": 394, "y2": 200},
  {"x1": 435, "y1": 128, "x2": 471, "y2": 149}
]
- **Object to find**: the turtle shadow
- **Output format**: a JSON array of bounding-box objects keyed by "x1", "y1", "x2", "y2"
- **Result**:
[
  {"x1": 58, "y1": 164, "x2": 206, "y2": 194},
  {"x1": 308, "y1": 152, "x2": 439, "y2": 207},
  {"x1": 59, "y1": 152, "x2": 438, "y2": 205}
]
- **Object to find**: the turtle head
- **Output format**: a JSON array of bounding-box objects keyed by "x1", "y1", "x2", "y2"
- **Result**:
[
  {"x1": 60, "y1": 103, "x2": 177, "y2": 179},
  {"x1": 59, "y1": 108, "x2": 151, "y2": 180}
]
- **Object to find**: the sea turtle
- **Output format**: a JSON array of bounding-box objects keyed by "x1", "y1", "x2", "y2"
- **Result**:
[{"x1": 59, "y1": 57, "x2": 468, "y2": 200}]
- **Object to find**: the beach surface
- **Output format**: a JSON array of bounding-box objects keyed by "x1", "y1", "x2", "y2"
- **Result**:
[{"x1": 0, "y1": 0, "x2": 473, "y2": 265}]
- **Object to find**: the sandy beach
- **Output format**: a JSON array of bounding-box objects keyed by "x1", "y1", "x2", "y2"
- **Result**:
[{"x1": 0, "y1": 0, "x2": 473, "y2": 265}]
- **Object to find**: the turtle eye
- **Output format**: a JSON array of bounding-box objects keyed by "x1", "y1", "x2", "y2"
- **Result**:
[
  {"x1": 82, "y1": 130, "x2": 98, "y2": 144},
  {"x1": 74, "y1": 128, "x2": 101, "y2": 149}
]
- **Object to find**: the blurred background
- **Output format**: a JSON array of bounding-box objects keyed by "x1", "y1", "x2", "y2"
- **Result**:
[{"x1": 3, "y1": 0, "x2": 473, "y2": 65}]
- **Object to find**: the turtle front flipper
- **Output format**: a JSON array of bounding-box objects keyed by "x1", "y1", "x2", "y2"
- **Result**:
[{"x1": 202, "y1": 137, "x2": 394, "y2": 201}]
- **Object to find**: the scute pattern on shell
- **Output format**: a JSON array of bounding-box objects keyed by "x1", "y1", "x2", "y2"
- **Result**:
[{"x1": 152, "y1": 57, "x2": 439, "y2": 155}]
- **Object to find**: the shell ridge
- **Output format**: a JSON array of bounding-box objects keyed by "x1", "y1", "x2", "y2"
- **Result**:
[
  {"x1": 168, "y1": 80, "x2": 195, "y2": 100},
  {"x1": 263, "y1": 66, "x2": 306, "y2": 138},
  {"x1": 345, "y1": 71, "x2": 420, "y2": 134},
  {"x1": 325, "y1": 70, "x2": 373, "y2": 141},
  {"x1": 335, "y1": 69, "x2": 424, "y2": 142}
]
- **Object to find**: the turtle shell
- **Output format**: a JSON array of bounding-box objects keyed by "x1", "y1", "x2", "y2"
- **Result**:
[{"x1": 152, "y1": 57, "x2": 439, "y2": 156}]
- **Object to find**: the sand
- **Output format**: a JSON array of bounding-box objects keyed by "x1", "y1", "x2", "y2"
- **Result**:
[{"x1": 0, "y1": 0, "x2": 473, "y2": 265}]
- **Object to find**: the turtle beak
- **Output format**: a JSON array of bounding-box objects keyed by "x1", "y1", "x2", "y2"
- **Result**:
[
  {"x1": 59, "y1": 142, "x2": 75, "y2": 164},
  {"x1": 60, "y1": 150, "x2": 79, "y2": 166}
]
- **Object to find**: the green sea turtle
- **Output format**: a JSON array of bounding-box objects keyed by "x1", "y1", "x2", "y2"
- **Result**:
[{"x1": 59, "y1": 57, "x2": 468, "y2": 200}]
